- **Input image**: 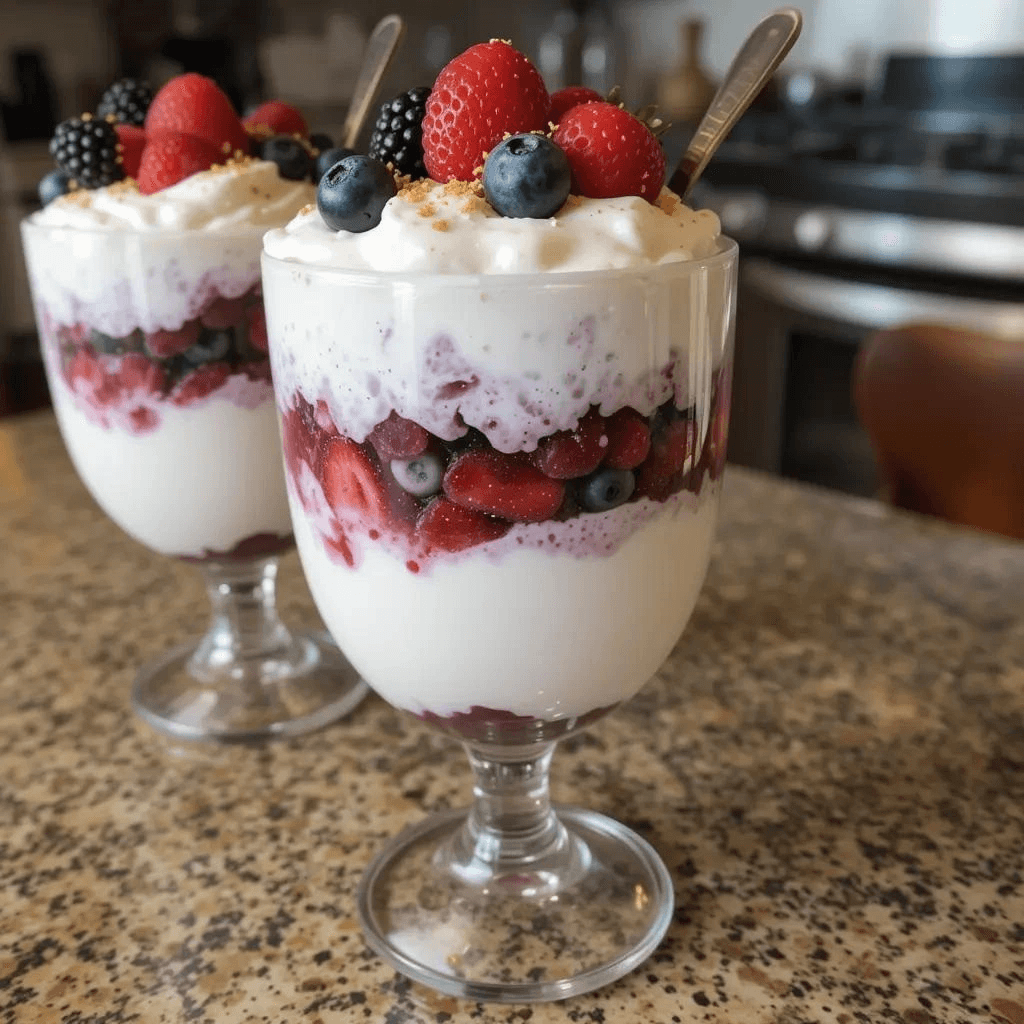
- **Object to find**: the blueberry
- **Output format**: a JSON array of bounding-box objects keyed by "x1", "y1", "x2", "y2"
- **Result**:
[
  {"x1": 89, "y1": 329, "x2": 123, "y2": 354},
  {"x1": 260, "y1": 135, "x2": 311, "y2": 181},
  {"x1": 317, "y1": 155, "x2": 396, "y2": 233},
  {"x1": 314, "y1": 146, "x2": 356, "y2": 184},
  {"x1": 309, "y1": 132, "x2": 334, "y2": 153},
  {"x1": 184, "y1": 329, "x2": 233, "y2": 364},
  {"x1": 483, "y1": 134, "x2": 572, "y2": 219},
  {"x1": 581, "y1": 468, "x2": 636, "y2": 513},
  {"x1": 391, "y1": 453, "x2": 444, "y2": 497},
  {"x1": 38, "y1": 168, "x2": 72, "y2": 206}
]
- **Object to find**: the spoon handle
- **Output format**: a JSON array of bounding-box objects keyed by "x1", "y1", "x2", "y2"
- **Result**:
[
  {"x1": 670, "y1": 7, "x2": 802, "y2": 201},
  {"x1": 341, "y1": 14, "x2": 407, "y2": 150}
]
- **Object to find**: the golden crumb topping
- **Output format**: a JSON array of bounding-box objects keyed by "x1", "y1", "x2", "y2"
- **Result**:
[{"x1": 432, "y1": 219, "x2": 450, "y2": 233}]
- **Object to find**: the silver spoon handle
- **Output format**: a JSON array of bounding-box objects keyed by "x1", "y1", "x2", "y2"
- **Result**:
[
  {"x1": 341, "y1": 14, "x2": 407, "y2": 150},
  {"x1": 671, "y1": 7, "x2": 803, "y2": 201}
]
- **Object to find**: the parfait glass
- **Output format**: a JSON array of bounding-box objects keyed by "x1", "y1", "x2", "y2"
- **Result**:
[
  {"x1": 262, "y1": 239, "x2": 737, "y2": 1001},
  {"x1": 21, "y1": 220, "x2": 368, "y2": 742}
]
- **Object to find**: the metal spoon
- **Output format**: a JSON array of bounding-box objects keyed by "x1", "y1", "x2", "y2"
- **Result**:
[
  {"x1": 669, "y1": 8, "x2": 803, "y2": 201},
  {"x1": 340, "y1": 14, "x2": 407, "y2": 150}
]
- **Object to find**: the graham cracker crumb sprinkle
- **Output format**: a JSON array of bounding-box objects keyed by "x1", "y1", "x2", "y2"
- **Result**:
[
  {"x1": 300, "y1": 202, "x2": 315, "y2": 216},
  {"x1": 417, "y1": 202, "x2": 437, "y2": 218},
  {"x1": 561, "y1": 193, "x2": 584, "y2": 212},
  {"x1": 442, "y1": 179, "x2": 483, "y2": 198},
  {"x1": 106, "y1": 178, "x2": 139, "y2": 197},
  {"x1": 399, "y1": 178, "x2": 435, "y2": 204},
  {"x1": 460, "y1": 195, "x2": 489, "y2": 215},
  {"x1": 657, "y1": 191, "x2": 680, "y2": 215},
  {"x1": 432, "y1": 219, "x2": 450, "y2": 233},
  {"x1": 61, "y1": 189, "x2": 93, "y2": 208}
]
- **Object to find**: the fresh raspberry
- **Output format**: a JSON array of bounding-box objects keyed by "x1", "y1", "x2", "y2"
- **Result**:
[
  {"x1": 553, "y1": 102, "x2": 666, "y2": 203},
  {"x1": 548, "y1": 86, "x2": 604, "y2": 124},
  {"x1": 114, "y1": 123, "x2": 146, "y2": 178},
  {"x1": 444, "y1": 449, "x2": 565, "y2": 523},
  {"x1": 531, "y1": 408, "x2": 606, "y2": 479},
  {"x1": 144, "y1": 73, "x2": 249, "y2": 158},
  {"x1": 320, "y1": 437, "x2": 391, "y2": 525},
  {"x1": 246, "y1": 304, "x2": 268, "y2": 352},
  {"x1": 603, "y1": 408, "x2": 651, "y2": 470},
  {"x1": 368, "y1": 411, "x2": 429, "y2": 460},
  {"x1": 67, "y1": 348, "x2": 119, "y2": 407},
  {"x1": 171, "y1": 362, "x2": 231, "y2": 407},
  {"x1": 136, "y1": 132, "x2": 226, "y2": 195},
  {"x1": 243, "y1": 100, "x2": 308, "y2": 139},
  {"x1": 145, "y1": 320, "x2": 200, "y2": 359},
  {"x1": 422, "y1": 40, "x2": 549, "y2": 182},
  {"x1": 634, "y1": 419, "x2": 698, "y2": 501},
  {"x1": 118, "y1": 352, "x2": 166, "y2": 397},
  {"x1": 200, "y1": 294, "x2": 249, "y2": 328},
  {"x1": 417, "y1": 497, "x2": 510, "y2": 553}
]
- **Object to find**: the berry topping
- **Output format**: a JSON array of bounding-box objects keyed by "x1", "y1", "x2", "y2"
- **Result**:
[
  {"x1": 417, "y1": 498, "x2": 510, "y2": 553},
  {"x1": 580, "y1": 467, "x2": 635, "y2": 512},
  {"x1": 548, "y1": 86, "x2": 605, "y2": 124},
  {"x1": 391, "y1": 453, "x2": 444, "y2": 498},
  {"x1": 634, "y1": 419, "x2": 698, "y2": 500},
  {"x1": 171, "y1": 362, "x2": 231, "y2": 407},
  {"x1": 317, "y1": 155, "x2": 396, "y2": 233},
  {"x1": 144, "y1": 73, "x2": 249, "y2": 158},
  {"x1": 136, "y1": 131, "x2": 225, "y2": 195},
  {"x1": 553, "y1": 102, "x2": 666, "y2": 203},
  {"x1": 320, "y1": 436, "x2": 390, "y2": 525},
  {"x1": 243, "y1": 100, "x2": 309, "y2": 139},
  {"x1": 144, "y1": 321, "x2": 201, "y2": 359},
  {"x1": 50, "y1": 115, "x2": 125, "y2": 189},
  {"x1": 280, "y1": 403, "x2": 317, "y2": 478},
  {"x1": 603, "y1": 408, "x2": 651, "y2": 470},
  {"x1": 422, "y1": 40, "x2": 549, "y2": 183},
  {"x1": 444, "y1": 449, "x2": 565, "y2": 523},
  {"x1": 482, "y1": 133, "x2": 571, "y2": 219},
  {"x1": 118, "y1": 352, "x2": 166, "y2": 397},
  {"x1": 368, "y1": 411, "x2": 429, "y2": 459},
  {"x1": 67, "y1": 348, "x2": 118, "y2": 407},
  {"x1": 37, "y1": 169, "x2": 73, "y2": 206},
  {"x1": 246, "y1": 305, "x2": 268, "y2": 353},
  {"x1": 368, "y1": 86, "x2": 431, "y2": 179},
  {"x1": 313, "y1": 146, "x2": 356, "y2": 184},
  {"x1": 258, "y1": 135, "x2": 311, "y2": 180},
  {"x1": 113, "y1": 123, "x2": 146, "y2": 178},
  {"x1": 200, "y1": 295, "x2": 249, "y2": 328},
  {"x1": 531, "y1": 408, "x2": 607, "y2": 479},
  {"x1": 97, "y1": 78, "x2": 154, "y2": 126},
  {"x1": 184, "y1": 330, "x2": 232, "y2": 365}
]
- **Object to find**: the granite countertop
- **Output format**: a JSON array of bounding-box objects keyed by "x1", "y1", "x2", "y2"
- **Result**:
[{"x1": 2, "y1": 410, "x2": 1023, "y2": 1024}]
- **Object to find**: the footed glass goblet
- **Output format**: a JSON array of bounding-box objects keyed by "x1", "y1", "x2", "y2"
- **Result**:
[
  {"x1": 263, "y1": 241, "x2": 737, "y2": 1000},
  {"x1": 21, "y1": 220, "x2": 367, "y2": 741}
]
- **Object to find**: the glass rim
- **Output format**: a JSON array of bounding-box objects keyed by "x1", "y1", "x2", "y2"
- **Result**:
[
  {"x1": 19, "y1": 212, "x2": 269, "y2": 244},
  {"x1": 260, "y1": 235, "x2": 738, "y2": 288}
]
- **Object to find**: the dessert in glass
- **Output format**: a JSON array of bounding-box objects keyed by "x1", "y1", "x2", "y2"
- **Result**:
[
  {"x1": 21, "y1": 74, "x2": 367, "y2": 741},
  {"x1": 265, "y1": 42, "x2": 736, "y2": 1001}
]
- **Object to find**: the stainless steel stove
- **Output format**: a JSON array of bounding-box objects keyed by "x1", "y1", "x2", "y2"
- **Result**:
[{"x1": 693, "y1": 54, "x2": 1024, "y2": 496}]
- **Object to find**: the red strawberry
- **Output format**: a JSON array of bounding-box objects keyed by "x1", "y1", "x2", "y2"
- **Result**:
[
  {"x1": 368, "y1": 411, "x2": 429, "y2": 460},
  {"x1": 422, "y1": 40, "x2": 549, "y2": 182},
  {"x1": 171, "y1": 362, "x2": 231, "y2": 407},
  {"x1": 548, "y1": 86, "x2": 604, "y2": 124},
  {"x1": 531, "y1": 408, "x2": 606, "y2": 479},
  {"x1": 444, "y1": 449, "x2": 564, "y2": 523},
  {"x1": 144, "y1": 73, "x2": 249, "y2": 158},
  {"x1": 280, "y1": 404, "x2": 316, "y2": 478},
  {"x1": 145, "y1": 320, "x2": 200, "y2": 359},
  {"x1": 246, "y1": 304, "x2": 268, "y2": 352},
  {"x1": 634, "y1": 419, "x2": 698, "y2": 501},
  {"x1": 200, "y1": 295, "x2": 249, "y2": 329},
  {"x1": 553, "y1": 102, "x2": 666, "y2": 203},
  {"x1": 243, "y1": 100, "x2": 308, "y2": 139},
  {"x1": 67, "y1": 348, "x2": 119, "y2": 407},
  {"x1": 417, "y1": 498, "x2": 510, "y2": 553},
  {"x1": 320, "y1": 437, "x2": 390, "y2": 525},
  {"x1": 114, "y1": 123, "x2": 147, "y2": 178},
  {"x1": 136, "y1": 132, "x2": 225, "y2": 195},
  {"x1": 603, "y1": 408, "x2": 651, "y2": 470},
  {"x1": 118, "y1": 352, "x2": 166, "y2": 397}
]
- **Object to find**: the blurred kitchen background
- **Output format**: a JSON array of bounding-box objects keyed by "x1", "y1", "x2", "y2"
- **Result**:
[{"x1": 1, "y1": 0, "x2": 1022, "y2": 503}]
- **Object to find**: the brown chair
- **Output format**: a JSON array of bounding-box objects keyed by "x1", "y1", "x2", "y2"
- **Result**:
[{"x1": 853, "y1": 322, "x2": 1024, "y2": 540}]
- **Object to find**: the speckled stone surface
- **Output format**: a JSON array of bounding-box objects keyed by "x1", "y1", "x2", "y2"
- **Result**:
[{"x1": 2, "y1": 411, "x2": 1023, "y2": 1024}]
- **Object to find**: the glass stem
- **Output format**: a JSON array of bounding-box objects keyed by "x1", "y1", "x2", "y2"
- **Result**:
[
  {"x1": 453, "y1": 743, "x2": 580, "y2": 879},
  {"x1": 189, "y1": 557, "x2": 296, "y2": 680}
]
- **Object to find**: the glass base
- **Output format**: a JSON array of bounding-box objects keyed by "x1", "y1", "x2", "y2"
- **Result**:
[
  {"x1": 357, "y1": 806, "x2": 674, "y2": 1003},
  {"x1": 132, "y1": 630, "x2": 368, "y2": 742}
]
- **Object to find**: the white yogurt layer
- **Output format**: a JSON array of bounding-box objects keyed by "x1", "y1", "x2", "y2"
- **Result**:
[
  {"x1": 51, "y1": 380, "x2": 293, "y2": 558},
  {"x1": 264, "y1": 181, "x2": 721, "y2": 274},
  {"x1": 290, "y1": 483, "x2": 719, "y2": 719}
]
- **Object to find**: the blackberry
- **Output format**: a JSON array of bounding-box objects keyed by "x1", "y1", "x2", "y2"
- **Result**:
[
  {"x1": 96, "y1": 78, "x2": 154, "y2": 126},
  {"x1": 50, "y1": 115, "x2": 125, "y2": 188},
  {"x1": 368, "y1": 86, "x2": 431, "y2": 179}
]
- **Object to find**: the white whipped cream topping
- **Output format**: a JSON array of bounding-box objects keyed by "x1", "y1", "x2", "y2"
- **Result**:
[
  {"x1": 32, "y1": 159, "x2": 314, "y2": 233},
  {"x1": 263, "y1": 181, "x2": 721, "y2": 274}
]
